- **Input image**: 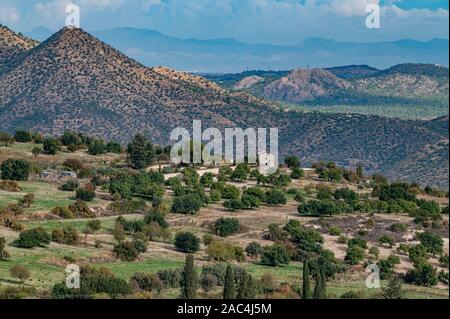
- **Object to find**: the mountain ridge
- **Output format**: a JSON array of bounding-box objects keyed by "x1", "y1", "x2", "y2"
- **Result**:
[{"x1": 0, "y1": 26, "x2": 448, "y2": 188}]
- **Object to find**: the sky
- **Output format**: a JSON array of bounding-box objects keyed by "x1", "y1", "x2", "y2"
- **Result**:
[{"x1": 0, "y1": 0, "x2": 448, "y2": 45}]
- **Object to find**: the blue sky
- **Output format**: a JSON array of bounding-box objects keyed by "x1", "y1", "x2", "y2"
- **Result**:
[{"x1": 1, "y1": 0, "x2": 448, "y2": 44}]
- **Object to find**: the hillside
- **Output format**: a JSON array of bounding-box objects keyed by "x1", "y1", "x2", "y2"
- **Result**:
[
  {"x1": 353, "y1": 63, "x2": 449, "y2": 99},
  {"x1": 208, "y1": 63, "x2": 449, "y2": 120},
  {"x1": 0, "y1": 27, "x2": 278, "y2": 142},
  {"x1": 247, "y1": 68, "x2": 353, "y2": 104},
  {"x1": 324, "y1": 65, "x2": 380, "y2": 79},
  {"x1": 210, "y1": 63, "x2": 449, "y2": 104},
  {"x1": 0, "y1": 27, "x2": 448, "y2": 187},
  {"x1": 0, "y1": 24, "x2": 39, "y2": 67}
]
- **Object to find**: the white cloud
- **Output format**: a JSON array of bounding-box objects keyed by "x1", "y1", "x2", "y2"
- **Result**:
[
  {"x1": 1, "y1": 0, "x2": 448, "y2": 44},
  {"x1": 0, "y1": 5, "x2": 20, "y2": 24}
]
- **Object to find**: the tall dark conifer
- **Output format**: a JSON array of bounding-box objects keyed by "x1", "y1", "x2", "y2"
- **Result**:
[
  {"x1": 223, "y1": 265, "x2": 235, "y2": 299},
  {"x1": 181, "y1": 254, "x2": 198, "y2": 299},
  {"x1": 302, "y1": 259, "x2": 311, "y2": 299}
]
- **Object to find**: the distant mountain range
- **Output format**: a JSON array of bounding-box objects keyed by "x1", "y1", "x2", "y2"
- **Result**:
[
  {"x1": 0, "y1": 26, "x2": 448, "y2": 188},
  {"x1": 208, "y1": 64, "x2": 449, "y2": 107},
  {"x1": 23, "y1": 26, "x2": 450, "y2": 73}
]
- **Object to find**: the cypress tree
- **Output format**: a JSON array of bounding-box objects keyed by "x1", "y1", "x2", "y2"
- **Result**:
[
  {"x1": 302, "y1": 259, "x2": 311, "y2": 299},
  {"x1": 181, "y1": 254, "x2": 198, "y2": 299},
  {"x1": 321, "y1": 269, "x2": 327, "y2": 299},
  {"x1": 247, "y1": 274, "x2": 256, "y2": 299},
  {"x1": 237, "y1": 270, "x2": 249, "y2": 299},
  {"x1": 223, "y1": 265, "x2": 235, "y2": 299},
  {"x1": 313, "y1": 268, "x2": 327, "y2": 299}
]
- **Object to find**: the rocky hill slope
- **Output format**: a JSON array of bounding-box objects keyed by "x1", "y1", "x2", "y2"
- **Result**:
[
  {"x1": 0, "y1": 27, "x2": 447, "y2": 188},
  {"x1": 0, "y1": 24, "x2": 38, "y2": 67}
]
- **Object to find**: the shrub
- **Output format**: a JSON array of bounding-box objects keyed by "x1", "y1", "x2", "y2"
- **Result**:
[
  {"x1": 328, "y1": 226, "x2": 342, "y2": 236},
  {"x1": 345, "y1": 246, "x2": 365, "y2": 265},
  {"x1": 0, "y1": 180, "x2": 22, "y2": 192},
  {"x1": 284, "y1": 156, "x2": 300, "y2": 168},
  {"x1": 202, "y1": 234, "x2": 215, "y2": 246},
  {"x1": 396, "y1": 243, "x2": 411, "y2": 255},
  {"x1": 270, "y1": 173, "x2": 292, "y2": 187},
  {"x1": 106, "y1": 141, "x2": 122, "y2": 154},
  {"x1": 19, "y1": 193, "x2": 35, "y2": 208},
  {"x1": 126, "y1": 134, "x2": 156, "y2": 169},
  {"x1": 337, "y1": 236, "x2": 349, "y2": 244},
  {"x1": 230, "y1": 164, "x2": 250, "y2": 181},
  {"x1": 14, "y1": 131, "x2": 32, "y2": 143},
  {"x1": 15, "y1": 228, "x2": 51, "y2": 248},
  {"x1": 417, "y1": 231, "x2": 444, "y2": 256},
  {"x1": 223, "y1": 198, "x2": 243, "y2": 211},
  {"x1": 113, "y1": 241, "x2": 140, "y2": 261},
  {"x1": 144, "y1": 211, "x2": 169, "y2": 229},
  {"x1": 130, "y1": 273, "x2": 163, "y2": 293},
  {"x1": 221, "y1": 184, "x2": 240, "y2": 200},
  {"x1": 60, "y1": 179, "x2": 79, "y2": 191},
  {"x1": 10, "y1": 265, "x2": 31, "y2": 283},
  {"x1": 51, "y1": 206, "x2": 74, "y2": 219},
  {"x1": 43, "y1": 138, "x2": 60, "y2": 155},
  {"x1": 378, "y1": 255, "x2": 401, "y2": 279},
  {"x1": 133, "y1": 239, "x2": 148, "y2": 253},
  {"x1": 0, "y1": 237, "x2": 10, "y2": 260},
  {"x1": 243, "y1": 187, "x2": 266, "y2": 202},
  {"x1": 405, "y1": 262, "x2": 438, "y2": 287},
  {"x1": 408, "y1": 244, "x2": 429, "y2": 265},
  {"x1": 261, "y1": 244, "x2": 290, "y2": 267},
  {"x1": 439, "y1": 254, "x2": 449, "y2": 268},
  {"x1": 347, "y1": 238, "x2": 368, "y2": 249},
  {"x1": 298, "y1": 199, "x2": 344, "y2": 217},
  {"x1": 438, "y1": 270, "x2": 449, "y2": 286},
  {"x1": 51, "y1": 227, "x2": 79, "y2": 245},
  {"x1": 156, "y1": 269, "x2": 182, "y2": 288},
  {"x1": 234, "y1": 246, "x2": 245, "y2": 262},
  {"x1": 379, "y1": 235, "x2": 395, "y2": 248},
  {"x1": 334, "y1": 188, "x2": 359, "y2": 203},
  {"x1": 201, "y1": 273, "x2": 218, "y2": 292},
  {"x1": 86, "y1": 219, "x2": 102, "y2": 233},
  {"x1": 68, "y1": 200, "x2": 95, "y2": 218},
  {"x1": 266, "y1": 223, "x2": 288, "y2": 241},
  {"x1": 265, "y1": 189, "x2": 287, "y2": 206},
  {"x1": 171, "y1": 194, "x2": 203, "y2": 214},
  {"x1": 1, "y1": 159, "x2": 31, "y2": 181},
  {"x1": 368, "y1": 246, "x2": 380, "y2": 259},
  {"x1": 182, "y1": 168, "x2": 199, "y2": 186},
  {"x1": 213, "y1": 218, "x2": 240, "y2": 237},
  {"x1": 210, "y1": 190, "x2": 222, "y2": 202},
  {"x1": 174, "y1": 232, "x2": 200, "y2": 253},
  {"x1": 63, "y1": 159, "x2": 83, "y2": 171},
  {"x1": 290, "y1": 168, "x2": 304, "y2": 179},
  {"x1": 52, "y1": 266, "x2": 131, "y2": 298},
  {"x1": 76, "y1": 188, "x2": 96, "y2": 202},
  {"x1": 88, "y1": 139, "x2": 107, "y2": 155},
  {"x1": 241, "y1": 194, "x2": 261, "y2": 209},
  {"x1": 389, "y1": 223, "x2": 408, "y2": 232},
  {"x1": 218, "y1": 167, "x2": 233, "y2": 181},
  {"x1": 0, "y1": 132, "x2": 14, "y2": 146},
  {"x1": 245, "y1": 242, "x2": 263, "y2": 258},
  {"x1": 206, "y1": 241, "x2": 238, "y2": 262}
]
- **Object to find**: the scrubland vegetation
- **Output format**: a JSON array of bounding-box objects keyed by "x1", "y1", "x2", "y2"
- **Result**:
[{"x1": 0, "y1": 130, "x2": 448, "y2": 299}]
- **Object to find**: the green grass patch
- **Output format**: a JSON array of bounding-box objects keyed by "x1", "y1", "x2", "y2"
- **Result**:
[{"x1": 21, "y1": 214, "x2": 143, "y2": 233}]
